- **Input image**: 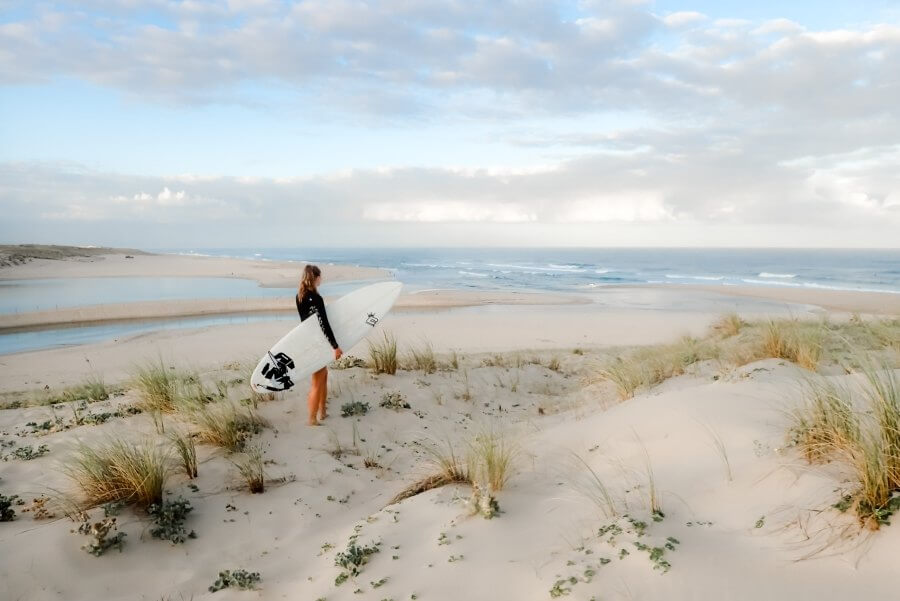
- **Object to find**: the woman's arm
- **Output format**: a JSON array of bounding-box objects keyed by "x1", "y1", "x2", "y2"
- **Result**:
[{"x1": 313, "y1": 293, "x2": 340, "y2": 350}]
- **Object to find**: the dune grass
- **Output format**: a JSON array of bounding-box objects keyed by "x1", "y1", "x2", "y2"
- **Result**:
[
  {"x1": 599, "y1": 316, "x2": 899, "y2": 400},
  {"x1": 758, "y1": 320, "x2": 824, "y2": 370},
  {"x1": 389, "y1": 430, "x2": 518, "y2": 505},
  {"x1": 569, "y1": 453, "x2": 620, "y2": 518},
  {"x1": 231, "y1": 444, "x2": 266, "y2": 493},
  {"x1": 711, "y1": 313, "x2": 744, "y2": 338},
  {"x1": 789, "y1": 377, "x2": 859, "y2": 463},
  {"x1": 368, "y1": 331, "x2": 398, "y2": 375},
  {"x1": 701, "y1": 423, "x2": 733, "y2": 482},
  {"x1": 406, "y1": 339, "x2": 437, "y2": 374},
  {"x1": 599, "y1": 335, "x2": 718, "y2": 400},
  {"x1": 1, "y1": 375, "x2": 118, "y2": 410},
  {"x1": 132, "y1": 358, "x2": 181, "y2": 413},
  {"x1": 65, "y1": 437, "x2": 172, "y2": 509},
  {"x1": 187, "y1": 402, "x2": 267, "y2": 453},
  {"x1": 169, "y1": 429, "x2": 198, "y2": 479},
  {"x1": 790, "y1": 358, "x2": 900, "y2": 529},
  {"x1": 468, "y1": 429, "x2": 519, "y2": 492}
]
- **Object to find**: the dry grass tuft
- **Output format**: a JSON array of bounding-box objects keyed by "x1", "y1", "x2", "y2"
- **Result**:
[
  {"x1": 65, "y1": 437, "x2": 172, "y2": 509},
  {"x1": 169, "y1": 429, "x2": 198, "y2": 479},
  {"x1": 389, "y1": 430, "x2": 518, "y2": 505},
  {"x1": 468, "y1": 429, "x2": 519, "y2": 492},
  {"x1": 368, "y1": 331, "x2": 398, "y2": 375},
  {"x1": 599, "y1": 335, "x2": 718, "y2": 400},
  {"x1": 187, "y1": 402, "x2": 267, "y2": 453},
  {"x1": 406, "y1": 339, "x2": 437, "y2": 374},
  {"x1": 132, "y1": 358, "x2": 180, "y2": 413},
  {"x1": 711, "y1": 313, "x2": 744, "y2": 338},
  {"x1": 232, "y1": 444, "x2": 266, "y2": 493},
  {"x1": 790, "y1": 357, "x2": 900, "y2": 529}
]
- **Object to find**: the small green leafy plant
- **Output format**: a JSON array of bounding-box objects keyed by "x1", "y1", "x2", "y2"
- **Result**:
[
  {"x1": 148, "y1": 496, "x2": 197, "y2": 544},
  {"x1": 379, "y1": 392, "x2": 410, "y2": 411},
  {"x1": 4, "y1": 444, "x2": 50, "y2": 461},
  {"x1": 341, "y1": 401, "x2": 370, "y2": 417},
  {"x1": 208, "y1": 569, "x2": 261, "y2": 592},
  {"x1": 0, "y1": 493, "x2": 19, "y2": 521},
  {"x1": 334, "y1": 540, "x2": 381, "y2": 583}
]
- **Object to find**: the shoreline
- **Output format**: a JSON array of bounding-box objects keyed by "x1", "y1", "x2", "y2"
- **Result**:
[
  {"x1": 0, "y1": 250, "x2": 389, "y2": 287},
  {"x1": 0, "y1": 249, "x2": 896, "y2": 335},
  {"x1": 0, "y1": 290, "x2": 590, "y2": 332},
  {"x1": 629, "y1": 283, "x2": 900, "y2": 315}
]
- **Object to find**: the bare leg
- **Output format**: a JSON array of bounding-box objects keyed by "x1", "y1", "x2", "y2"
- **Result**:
[
  {"x1": 307, "y1": 370, "x2": 325, "y2": 426},
  {"x1": 317, "y1": 368, "x2": 329, "y2": 420}
]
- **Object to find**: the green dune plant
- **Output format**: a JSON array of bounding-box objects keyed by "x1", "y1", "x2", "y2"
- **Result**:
[
  {"x1": 368, "y1": 331, "x2": 398, "y2": 375},
  {"x1": 208, "y1": 569, "x2": 261, "y2": 593},
  {"x1": 148, "y1": 496, "x2": 196, "y2": 544},
  {"x1": 65, "y1": 437, "x2": 172, "y2": 509}
]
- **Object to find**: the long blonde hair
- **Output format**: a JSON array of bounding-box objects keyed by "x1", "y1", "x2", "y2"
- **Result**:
[{"x1": 298, "y1": 264, "x2": 322, "y2": 298}]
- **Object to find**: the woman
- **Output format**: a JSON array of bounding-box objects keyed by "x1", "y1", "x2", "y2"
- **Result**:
[{"x1": 296, "y1": 265, "x2": 343, "y2": 426}]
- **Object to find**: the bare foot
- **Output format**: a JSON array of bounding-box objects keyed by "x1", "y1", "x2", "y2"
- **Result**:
[
  {"x1": 307, "y1": 419, "x2": 320, "y2": 426},
  {"x1": 319, "y1": 413, "x2": 328, "y2": 420}
]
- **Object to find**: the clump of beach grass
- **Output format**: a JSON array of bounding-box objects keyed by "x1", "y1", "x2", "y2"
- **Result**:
[
  {"x1": 711, "y1": 313, "x2": 743, "y2": 338},
  {"x1": 599, "y1": 336, "x2": 718, "y2": 400},
  {"x1": 368, "y1": 331, "x2": 398, "y2": 375},
  {"x1": 65, "y1": 437, "x2": 172, "y2": 509},
  {"x1": 788, "y1": 377, "x2": 859, "y2": 463},
  {"x1": 567, "y1": 452, "x2": 620, "y2": 518},
  {"x1": 406, "y1": 339, "x2": 437, "y2": 374},
  {"x1": 168, "y1": 430, "x2": 198, "y2": 478},
  {"x1": 389, "y1": 429, "x2": 518, "y2": 506},
  {"x1": 187, "y1": 402, "x2": 267, "y2": 453},
  {"x1": 231, "y1": 444, "x2": 266, "y2": 494},
  {"x1": 468, "y1": 429, "x2": 519, "y2": 492},
  {"x1": 5, "y1": 375, "x2": 118, "y2": 409},
  {"x1": 389, "y1": 437, "x2": 471, "y2": 505},
  {"x1": 132, "y1": 358, "x2": 181, "y2": 413},
  {"x1": 789, "y1": 357, "x2": 900, "y2": 529},
  {"x1": 759, "y1": 320, "x2": 824, "y2": 370}
]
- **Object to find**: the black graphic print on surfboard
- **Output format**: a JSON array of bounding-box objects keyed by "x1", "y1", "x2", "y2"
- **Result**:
[{"x1": 260, "y1": 351, "x2": 296, "y2": 391}]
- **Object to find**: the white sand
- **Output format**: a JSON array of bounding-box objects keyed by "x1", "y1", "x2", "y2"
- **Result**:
[
  {"x1": 1, "y1": 253, "x2": 898, "y2": 600},
  {"x1": 2, "y1": 344, "x2": 898, "y2": 600},
  {"x1": 0, "y1": 252, "x2": 388, "y2": 287}
]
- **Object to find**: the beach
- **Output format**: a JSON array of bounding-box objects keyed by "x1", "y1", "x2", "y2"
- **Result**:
[{"x1": 1, "y1": 249, "x2": 898, "y2": 601}]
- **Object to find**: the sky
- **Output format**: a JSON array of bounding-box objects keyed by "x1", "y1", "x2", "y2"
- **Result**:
[{"x1": 1, "y1": 0, "x2": 899, "y2": 248}]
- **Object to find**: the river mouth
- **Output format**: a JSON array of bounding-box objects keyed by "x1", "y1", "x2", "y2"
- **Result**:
[{"x1": 0, "y1": 312, "x2": 298, "y2": 356}]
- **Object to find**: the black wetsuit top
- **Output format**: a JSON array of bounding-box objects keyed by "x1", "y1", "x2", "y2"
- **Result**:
[{"x1": 296, "y1": 290, "x2": 339, "y2": 349}]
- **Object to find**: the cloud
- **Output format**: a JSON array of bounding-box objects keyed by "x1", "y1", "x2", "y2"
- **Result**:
[
  {"x1": 1, "y1": 2, "x2": 898, "y2": 247},
  {"x1": 662, "y1": 12, "x2": 707, "y2": 28}
]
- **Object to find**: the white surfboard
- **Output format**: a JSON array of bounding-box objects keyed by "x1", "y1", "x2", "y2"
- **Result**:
[{"x1": 250, "y1": 281, "x2": 402, "y2": 393}]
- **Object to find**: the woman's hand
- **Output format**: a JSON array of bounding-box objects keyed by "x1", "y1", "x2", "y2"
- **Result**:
[{"x1": 334, "y1": 347, "x2": 343, "y2": 360}]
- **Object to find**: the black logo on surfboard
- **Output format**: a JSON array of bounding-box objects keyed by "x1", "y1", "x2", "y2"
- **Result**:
[
  {"x1": 260, "y1": 351, "x2": 296, "y2": 391},
  {"x1": 366, "y1": 312, "x2": 379, "y2": 327}
]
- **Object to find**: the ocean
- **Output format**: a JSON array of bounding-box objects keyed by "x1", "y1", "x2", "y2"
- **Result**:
[{"x1": 161, "y1": 247, "x2": 900, "y2": 295}]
